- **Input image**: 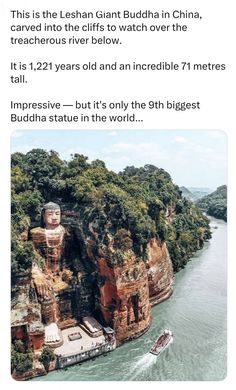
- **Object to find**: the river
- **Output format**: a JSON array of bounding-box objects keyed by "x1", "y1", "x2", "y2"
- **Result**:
[{"x1": 35, "y1": 217, "x2": 227, "y2": 381}]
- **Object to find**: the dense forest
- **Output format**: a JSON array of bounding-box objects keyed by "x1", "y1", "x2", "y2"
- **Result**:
[
  {"x1": 11, "y1": 149, "x2": 211, "y2": 276},
  {"x1": 197, "y1": 185, "x2": 227, "y2": 222}
]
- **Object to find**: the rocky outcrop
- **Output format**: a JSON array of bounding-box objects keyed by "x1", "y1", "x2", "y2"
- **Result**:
[
  {"x1": 28, "y1": 322, "x2": 45, "y2": 350},
  {"x1": 92, "y1": 238, "x2": 173, "y2": 342},
  {"x1": 11, "y1": 206, "x2": 174, "y2": 352},
  {"x1": 146, "y1": 239, "x2": 173, "y2": 305},
  {"x1": 96, "y1": 252, "x2": 151, "y2": 342},
  {"x1": 11, "y1": 302, "x2": 44, "y2": 351}
]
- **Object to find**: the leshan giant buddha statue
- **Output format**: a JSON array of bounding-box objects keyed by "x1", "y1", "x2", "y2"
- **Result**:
[
  {"x1": 30, "y1": 202, "x2": 66, "y2": 325},
  {"x1": 30, "y1": 202, "x2": 65, "y2": 274}
]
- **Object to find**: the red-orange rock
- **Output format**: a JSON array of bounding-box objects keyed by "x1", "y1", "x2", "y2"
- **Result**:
[
  {"x1": 97, "y1": 254, "x2": 151, "y2": 342},
  {"x1": 30, "y1": 226, "x2": 65, "y2": 274},
  {"x1": 29, "y1": 333, "x2": 44, "y2": 350},
  {"x1": 146, "y1": 239, "x2": 173, "y2": 305}
]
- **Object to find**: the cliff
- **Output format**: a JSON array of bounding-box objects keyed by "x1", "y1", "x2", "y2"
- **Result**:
[
  {"x1": 60, "y1": 212, "x2": 173, "y2": 343},
  {"x1": 96, "y1": 253, "x2": 151, "y2": 342},
  {"x1": 146, "y1": 239, "x2": 173, "y2": 305},
  {"x1": 11, "y1": 150, "x2": 211, "y2": 376},
  {"x1": 11, "y1": 210, "x2": 174, "y2": 349},
  {"x1": 95, "y1": 239, "x2": 173, "y2": 341}
]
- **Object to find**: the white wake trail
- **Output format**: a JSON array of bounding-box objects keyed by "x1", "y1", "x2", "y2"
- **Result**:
[{"x1": 127, "y1": 353, "x2": 157, "y2": 380}]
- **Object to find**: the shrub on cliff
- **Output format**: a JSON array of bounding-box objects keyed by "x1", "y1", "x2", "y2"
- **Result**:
[
  {"x1": 11, "y1": 238, "x2": 35, "y2": 278},
  {"x1": 113, "y1": 229, "x2": 133, "y2": 250}
]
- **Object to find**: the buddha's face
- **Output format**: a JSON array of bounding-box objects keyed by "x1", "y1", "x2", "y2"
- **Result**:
[{"x1": 43, "y1": 208, "x2": 61, "y2": 229}]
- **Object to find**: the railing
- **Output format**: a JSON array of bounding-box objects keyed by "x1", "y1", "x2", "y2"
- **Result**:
[{"x1": 57, "y1": 340, "x2": 116, "y2": 368}]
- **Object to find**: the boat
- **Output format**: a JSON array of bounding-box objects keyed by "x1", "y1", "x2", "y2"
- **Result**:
[{"x1": 149, "y1": 329, "x2": 173, "y2": 356}]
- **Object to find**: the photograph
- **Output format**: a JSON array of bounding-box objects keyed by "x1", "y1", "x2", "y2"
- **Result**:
[{"x1": 11, "y1": 130, "x2": 227, "y2": 381}]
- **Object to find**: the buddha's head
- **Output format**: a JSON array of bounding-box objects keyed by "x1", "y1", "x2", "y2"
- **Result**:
[{"x1": 42, "y1": 202, "x2": 61, "y2": 229}]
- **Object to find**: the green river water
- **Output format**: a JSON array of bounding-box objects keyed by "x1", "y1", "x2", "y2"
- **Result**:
[{"x1": 34, "y1": 217, "x2": 227, "y2": 381}]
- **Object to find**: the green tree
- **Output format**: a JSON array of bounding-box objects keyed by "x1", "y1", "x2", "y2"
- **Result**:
[
  {"x1": 11, "y1": 343, "x2": 33, "y2": 374},
  {"x1": 23, "y1": 149, "x2": 64, "y2": 199},
  {"x1": 39, "y1": 347, "x2": 55, "y2": 372},
  {"x1": 114, "y1": 229, "x2": 133, "y2": 250},
  {"x1": 11, "y1": 166, "x2": 31, "y2": 193},
  {"x1": 11, "y1": 240, "x2": 35, "y2": 278}
]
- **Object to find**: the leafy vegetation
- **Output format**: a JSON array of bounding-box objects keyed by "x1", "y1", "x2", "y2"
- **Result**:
[
  {"x1": 39, "y1": 347, "x2": 55, "y2": 372},
  {"x1": 197, "y1": 185, "x2": 227, "y2": 222},
  {"x1": 11, "y1": 340, "x2": 33, "y2": 374},
  {"x1": 11, "y1": 149, "x2": 211, "y2": 273}
]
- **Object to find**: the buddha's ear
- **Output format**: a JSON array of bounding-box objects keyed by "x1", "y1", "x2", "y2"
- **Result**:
[{"x1": 40, "y1": 210, "x2": 45, "y2": 227}]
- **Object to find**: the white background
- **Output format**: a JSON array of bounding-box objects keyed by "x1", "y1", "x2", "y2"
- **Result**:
[{"x1": 0, "y1": 0, "x2": 235, "y2": 388}]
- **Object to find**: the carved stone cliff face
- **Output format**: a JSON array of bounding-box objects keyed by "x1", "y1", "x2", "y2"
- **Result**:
[
  {"x1": 95, "y1": 253, "x2": 151, "y2": 342},
  {"x1": 14, "y1": 206, "x2": 174, "y2": 347},
  {"x1": 89, "y1": 237, "x2": 173, "y2": 342},
  {"x1": 146, "y1": 239, "x2": 173, "y2": 305}
]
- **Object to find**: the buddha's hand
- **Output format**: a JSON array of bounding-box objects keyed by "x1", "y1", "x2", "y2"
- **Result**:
[{"x1": 32, "y1": 265, "x2": 53, "y2": 300}]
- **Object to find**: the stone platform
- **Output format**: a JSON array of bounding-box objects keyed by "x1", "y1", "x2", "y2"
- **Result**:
[
  {"x1": 54, "y1": 325, "x2": 116, "y2": 368},
  {"x1": 54, "y1": 325, "x2": 105, "y2": 357}
]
